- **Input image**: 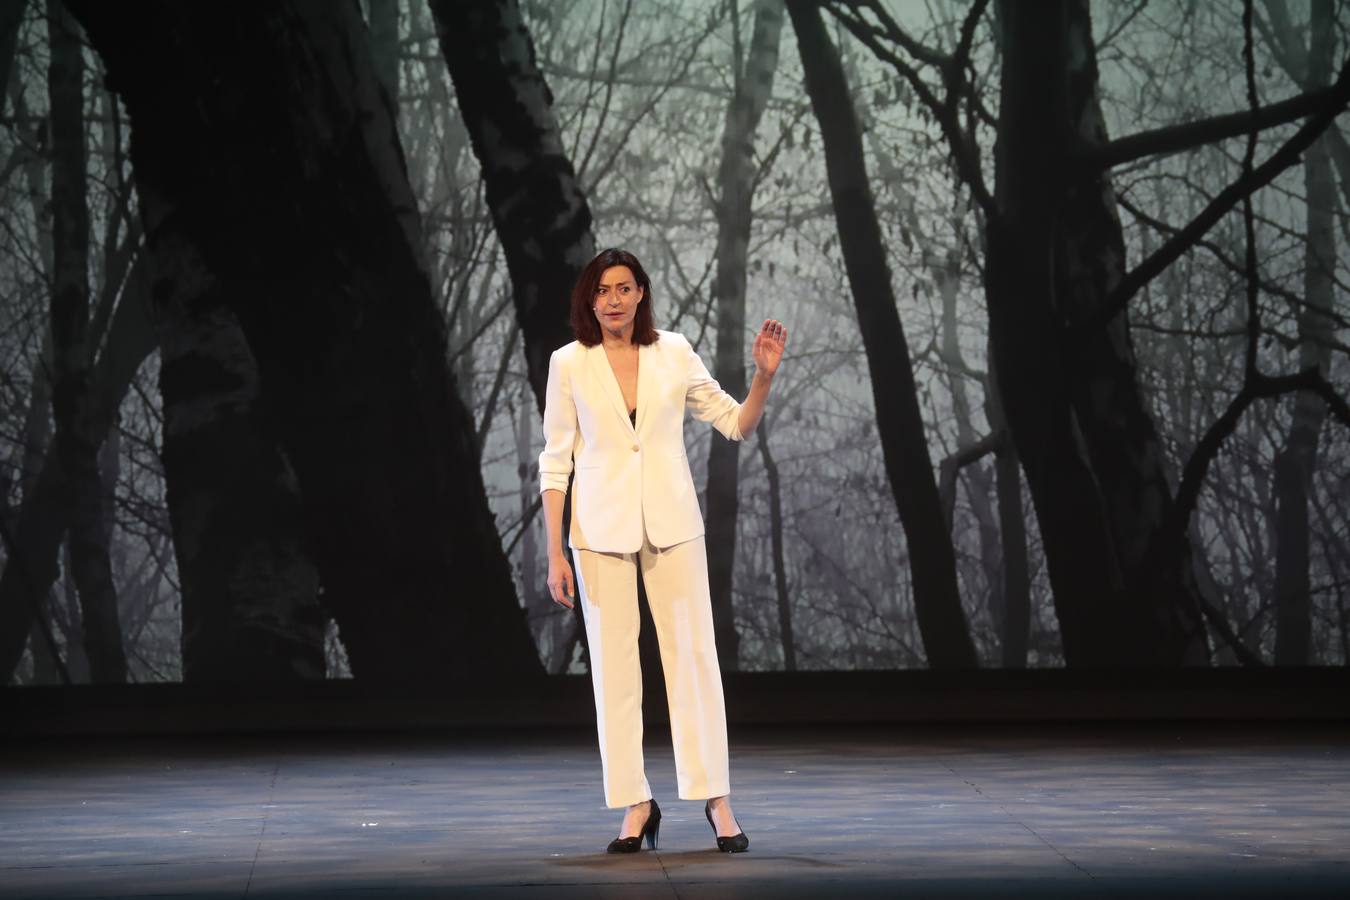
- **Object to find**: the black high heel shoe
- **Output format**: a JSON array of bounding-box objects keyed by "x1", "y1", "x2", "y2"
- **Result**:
[
  {"x1": 705, "y1": 799, "x2": 749, "y2": 853},
  {"x1": 607, "y1": 798, "x2": 661, "y2": 853}
]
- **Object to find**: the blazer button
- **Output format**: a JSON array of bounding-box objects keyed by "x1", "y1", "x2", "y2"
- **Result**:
[{"x1": 631, "y1": 443, "x2": 640, "y2": 452}]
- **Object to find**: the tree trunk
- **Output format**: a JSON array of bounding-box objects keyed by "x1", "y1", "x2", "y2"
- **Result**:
[
  {"x1": 756, "y1": 419, "x2": 795, "y2": 670},
  {"x1": 0, "y1": 10, "x2": 158, "y2": 682},
  {"x1": 46, "y1": 0, "x2": 126, "y2": 682},
  {"x1": 25, "y1": 604, "x2": 60, "y2": 682},
  {"x1": 861, "y1": 90, "x2": 1017, "y2": 667},
  {"x1": 69, "y1": 0, "x2": 543, "y2": 684},
  {"x1": 788, "y1": 0, "x2": 976, "y2": 668},
  {"x1": 1, "y1": 388, "x2": 61, "y2": 684},
  {"x1": 7, "y1": 81, "x2": 54, "y2": 275},
  {"x1": 429, "y1": 0, "x2": 595, "y2": 410},
  {"x1": 986, "y1": 0, "x2": 1125, "y2": 665},
  {"x1": 58, "y1": 539, "x2": 89, "y2": 681},
  {"x1": 151, "y1": 232, "x2": 326, "y2": 683},
  {"x1": 0, "y1": 0, "x2": 25, "y2": 109},
  {"x1": 366, "y1": 0, "x2": 399, "y2": 109},
  {"x1": 938, "y1": 249, "x2": 1004, "y2": 659},
  {"x1": 14, "y1": 330, "x2": 57, "y2": 683},
  {"x1": 705, "y1": 0, "x2": 784, "y2": 671},
  {"x1": 989, "y1": 0, "x2": 1209, "y2": 666},
  {"x1": 1055, "y1": 2, "x2": 1210, "y2": 665},
  {"x1": 1270, "y1": 0, "x2": 1336, "y2": 665},
  {"x1": 516, "y1": 393, "x2": 570, "y2": 672},
  {"x1": 0, "y1": 253, "x2": 160, "y2": 682},
  {"x1": 986, "y1": 345, "x2": 1031, "y2": 667}
]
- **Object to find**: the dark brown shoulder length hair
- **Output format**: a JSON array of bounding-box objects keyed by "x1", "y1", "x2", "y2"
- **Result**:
[{"x1": 570, "y1": 247, "x2": 660, "y2": 347}]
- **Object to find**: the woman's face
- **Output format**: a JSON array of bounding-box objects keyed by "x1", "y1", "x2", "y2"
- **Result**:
[{"x1": 593, "y1": 265, "x2": 644, "y2": 341}]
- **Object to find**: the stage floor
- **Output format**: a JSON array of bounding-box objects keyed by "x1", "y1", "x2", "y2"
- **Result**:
[{"x1": 2, "y1": 723, "x2": 1347, "y2": 898}]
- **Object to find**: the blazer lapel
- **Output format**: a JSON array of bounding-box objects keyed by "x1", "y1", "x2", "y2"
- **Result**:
[
  {"x1": 588, "y1": 342, "x2": 637, "y2": 435},
  {"x1": 634, "y1": 341, "x2": 649, "y2": 434}
]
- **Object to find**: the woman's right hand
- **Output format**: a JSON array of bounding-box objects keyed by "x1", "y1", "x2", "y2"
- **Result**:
[{"x1": 547, "y1": 552, "x2": 575, "y2": 609}]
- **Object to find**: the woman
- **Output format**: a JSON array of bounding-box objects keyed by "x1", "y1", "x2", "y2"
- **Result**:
[{"x1": 538, "y1": 247, "x2": 786, "y2": 854}]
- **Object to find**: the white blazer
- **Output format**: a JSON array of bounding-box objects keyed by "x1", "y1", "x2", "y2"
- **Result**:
[{"x1": 538, "y1": 329, "x2": 745, "y2": 552}]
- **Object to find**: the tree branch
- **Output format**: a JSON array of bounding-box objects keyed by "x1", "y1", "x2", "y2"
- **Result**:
[
  {"x1": 1170, "y1": 366, "x2": 1350, "y2": 550},
  {"x1": 835, "y1": 0, "x2": 948, "y2": 69},
  {"x1": 1154, "y1": 4, "x2": 1350, "y2": 558},
  {"x1": 938, "y1": 429, "x2": 1004, "y2": 532},
  {"x1": 1087, "y1": 82, "x2": 1346, "y2": 170},
  {"x1": 822, "y1": 0, "x2": 995, "y2": 213},
  {"x1": 1082, "y1": 54, "x2": 1350, "y2": 333},
  {"x1": 1197, "y1": 593, "x2": 1267, "y2": 667},
  {"x1": 951, "y1": 0, "x2": 989, "y2": 81},
  {"x1": 1116, "y1": 193, "x2": 1350, "y2": 334},
  {"x1": 1241, "y1": 0, "x2": 1261, "y2": 378}
]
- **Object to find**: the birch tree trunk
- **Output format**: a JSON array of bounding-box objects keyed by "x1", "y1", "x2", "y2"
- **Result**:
[
  {"x1": 788, "y1": 0, "x2": 976, "y2": 668},
  {"x1": 861, "y1": 86, "x2": 1024, "y2": 667},
  {"x1": 705, "y1": 0, "x2": 784, "y2": 671},
  {"x1": 0, "y1": 61, "x2": 156, "y2": 681},
  {"x1": 69, "y1": 0, "x2": 543, "y2": 683},
  {"x1": 938, "y1": 254, "x2": 1002, "y2": 624},
  {"x1": 0, "y1": 335, "x2": 61, "y2": 683},
  {"x1": 1269, "y1": 0, "x2": 1337, "y2": 665},
  {"x1": 0, "y1": 248, "x2": 161, "y2": 682},
  {"x1": 45, "y1": 0, "x2": 126, "y2": 682},
  {"x1": 988, "y1": 0, "x2": 1210, "y2": 666},
  {"x1": 757, "y1": 419, "x2": 795, "y2": 670},
  {"x1": 429, "y1": 0, "x2": 594, "y2": 409},
  {"x1": 986, "y1": 345, "x2": 1030, "y2": 667},
  {"x1": 16, "y1": 335, "x2": 55, "y2": 682},
  {"x1": 58, "y1": 540, "x2": 88, "y2": 680}
]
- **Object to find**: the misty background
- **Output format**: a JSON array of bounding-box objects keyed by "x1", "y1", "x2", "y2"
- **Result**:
[{"x1": 0, "y1": 0, "x2": 1346, "y2": 687}]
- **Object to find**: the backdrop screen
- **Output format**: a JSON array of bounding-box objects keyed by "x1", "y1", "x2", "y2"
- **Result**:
[{"x1": 1, "y1": 0, "x2": 1345, "y2": 685}]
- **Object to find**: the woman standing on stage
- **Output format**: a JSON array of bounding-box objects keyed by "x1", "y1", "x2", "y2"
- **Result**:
[{"x1": 538, "y1": 247, "x2": 786, "y2": 854}]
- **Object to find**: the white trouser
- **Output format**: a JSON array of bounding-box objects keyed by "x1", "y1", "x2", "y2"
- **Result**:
[{"x1": 572, "y1": 533, "x2": 731, "y2": 808}]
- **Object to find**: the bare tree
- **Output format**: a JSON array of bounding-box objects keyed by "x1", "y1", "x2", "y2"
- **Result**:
[
  {"x1": 756, "y1": 416, "x2": 795, "y2": 669},
  {"x1": 788, "y1": 0, "x2": 976, "y2": 668},
  {"x1": 67, "y1": 0, "x2": 543, "y2": 683},
  {"x1": 42, "y1": 0, "x2": 125, "y2": 681},
  {"x1": 1263, "y1": 0, "x2": 1339, "y2": 664},
  {"x1": 705, "y1": 0, "x2": 784, "y2": 670},
  {"x1": 429, "y1": 0, "x2": 595, "y2": 409},
  {"x1": 863, "y1": 101, "x2": 1030, "y2": 666},
  {"x1": 827, "y1": 0, "x2": 1350, "y2": 665}
]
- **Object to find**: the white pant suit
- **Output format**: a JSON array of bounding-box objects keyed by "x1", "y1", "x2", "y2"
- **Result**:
[{"x1": 538, "y1": 329, "x2": 746, "y2": 808}]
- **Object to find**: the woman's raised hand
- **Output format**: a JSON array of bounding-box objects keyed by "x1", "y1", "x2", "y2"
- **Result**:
[
  {"x1": 752, "y1": 319, "x2": 787, "y2": 377},
  {"x1": 548, "y1": 552, "x2": 575, "y2": 609}
]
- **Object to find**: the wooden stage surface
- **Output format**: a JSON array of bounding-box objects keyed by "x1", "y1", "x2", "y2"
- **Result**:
[{"x1": 2, "y1": 722, "x2": 1348, "y2": 898}]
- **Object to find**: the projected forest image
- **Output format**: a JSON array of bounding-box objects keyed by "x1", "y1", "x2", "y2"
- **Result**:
[{"x1": 0, "y1": 0, "x2": 1346, "y2": 686}]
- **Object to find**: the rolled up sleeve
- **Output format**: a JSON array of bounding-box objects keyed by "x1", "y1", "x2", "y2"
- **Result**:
[
  {"x1": 538, "y1": 348, "x2": 577, "y2": 494},
  {"x1": 683, "y1": 334, "x2": 744, "y2": 442}
]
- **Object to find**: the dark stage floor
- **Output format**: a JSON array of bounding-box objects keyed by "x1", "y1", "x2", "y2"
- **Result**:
[{"x1": 2, "y1": 723, "x2": 1348, "y2": 898}]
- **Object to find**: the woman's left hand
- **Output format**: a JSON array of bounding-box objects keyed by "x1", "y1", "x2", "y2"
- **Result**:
[{"x1": 752, "y1": 318, "x2": 788, "y2": 377}]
